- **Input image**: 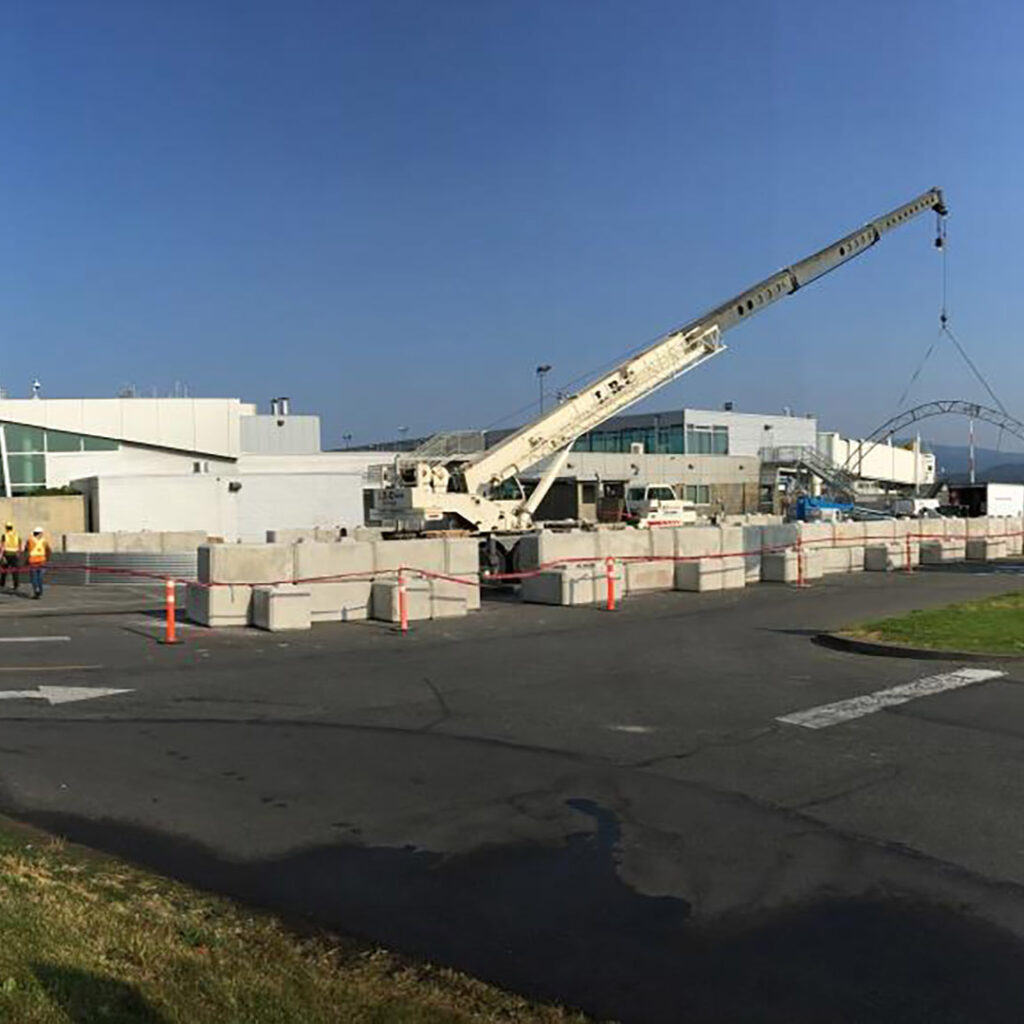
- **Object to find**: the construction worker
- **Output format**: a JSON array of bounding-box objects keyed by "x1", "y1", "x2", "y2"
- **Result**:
[
  {"x1": 0, "y1": 522, "x2": 20, "y2": 591},
  {"x1": 24, "y1": 528, "x2": 50, "y2": 600}
]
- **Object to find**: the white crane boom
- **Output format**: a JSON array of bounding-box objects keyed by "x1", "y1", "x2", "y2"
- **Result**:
[{"x1": 374, "y1": 187, "x2": 946, "y2": 533}]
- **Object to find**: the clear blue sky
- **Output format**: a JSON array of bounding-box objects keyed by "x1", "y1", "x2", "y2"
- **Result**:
[{"x1": 3, "y1": 0, "x2": 1022, "y2": 450}]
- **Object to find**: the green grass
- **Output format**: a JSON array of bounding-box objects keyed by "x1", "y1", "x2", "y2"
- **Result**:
[
  {"x1": 846, "y1": 590, "x2": 1024, "y2": 654},
  {"x1": 0, "y1": 816, "x2": 588, "y2": 1024}
]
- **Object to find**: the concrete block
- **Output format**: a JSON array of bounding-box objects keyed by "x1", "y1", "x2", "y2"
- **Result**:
[
  {"x1": 186, "y1": 583, "x2": 252, "y2": 627},
  {"x1": 761, "y1": 524, "x2": 800, "y2": 555},
  {"x1": 624, "y1": 560, "x2": 675, "y2": 593},
  {"x1": 160, "y1": 531, "x2": 207, "y2": 553},
  {"x1": 596, "y1": 527, "x2": 651, "y2": 560},
  {"x1": 429, "y1": 578, "x2": 471, "y2": 618},
  {"x1": 61, "y1": 532, "x2": 115, "y2": 553},
  {"x1": 967, "y1": 517, "x2": 990, "y2": 538},
  {"x1": 967, "y1": 537, "x2": 1008, "y2": 562},
  {"x1": 648, "y1": 528, "x2": 676, "y2": 559},
  {"x1": 371, "y1": 578, "x2": 432, "y2": 622},
  {"x1": 1007, "y1": 524, "x2": 1024, "y2": 556},
  {"x1": 516, "y1": 530, "x2": 597, "y2": 570},
  {"x1": 114, "y1": 531, "x2": 163, "y2": 553},
  {"x1": 266, "y1": 528, "x2": 318, "y2": 544},
  {"x1": 443, "y1": 538, "x2": 480, "y2": 575},
  {"x1": 353, "y1": 526, "x2": 386, "y2": 542},
  {"x1": 305, "y1": 581, "x2": 372, "y2": 622},
  {"x1": 198, "y1": 544, "x2": 293, "y2": 585},
  {"x1": 865, "y1": 542, "x2": 905, "y2": 571},
  {"x1": 673, "y1": 526, "x2": 721, "y2": 558},
  {"x1": 920, "y1": 539, "x2": 960, "y2": 565},
  {"x1": 372, "y1": 538, "x2": 445, "y2": 574},
  {"x1": 737, "y1": 526, "x2": 763, "y2": 583},
  {"x1": 293, "y1": 541, "x2": 374, "y2": 582},
  {"x1": 252, "y1": 585, "x2": 312, "y2": 631},
  {"x1": 520, "y1": 564, "x2": 623, "y2": 606},
  {"x1": 674, "y1": 556, "x2": 746, "y2": 592},
  {"x1": 761, "y1": 549, "x2": 824, "y2": 583}
]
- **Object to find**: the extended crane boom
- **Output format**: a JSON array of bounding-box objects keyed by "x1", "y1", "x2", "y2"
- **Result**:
[{"x1": 374, "y1": 188, "x2": 946, "y2": 533}]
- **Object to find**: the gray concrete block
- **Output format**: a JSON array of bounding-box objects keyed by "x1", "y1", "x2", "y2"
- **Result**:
[
  {"x1": 596, "y1": 528, "x2": 651, "y2": 560},
  {"x1": 674, "y1": 556, "x2": 746, "y2": 592},
  {"x1": 199, "y1": 543, "x2": 293, "y2": 585},
  {"x1": 430, "y1": 578, "x2": 470, "y2": 618},
  {"x1": 920, "y1": 539, "x2": 960, "y2": 565},
  {"x1": 516, "y1": 530, "x2": 598, "y2": 570},
  {"x1": 252, "y1": 585, "x2": 312, "y2": 631},
  {"x1": 61, "y1": 532, "x2": 115, "y2": 553},
  {"x1": 371, "y1": 578, "x2": 432, "y2": 622},
  {"x1": 443, "y1": 538, "x2": 480, "y2": 574},
  {"x1": 865, "y1": 542, "x2": 904, "y2": 571},
  {"x1": 372, "y1": 538, "x2": 445, "y2": 574},
  {"x1": 673, "y1": 526, "x2": 720, "y2": 558},
  {"x1": 519, "y1": 564, "x2": 622, "y2": 606},
  {"x1": 114, "y1": 531, "x2": 163, "y2": 553},
  {"x1": 305, "y1": 581, "x2": 372, "y2": 622},
  {"x1": 186, "y1": 583, "x2": 252, "y2": 627},
  {"x1": 293, "y1": 540, "x2": 374, "y2": 582},
  {"x1": 761, "y1": 549, "x2": 824, "y2": 584},
  {"x1": 624, "y1": 560, "x2": 674, "y2": 593},
  {"x1": 967, "y1": 537, "x2": 1008, "y2": 562},
  {"x1": 160, "y1": 531, "x2": 207, "y2": 553}
]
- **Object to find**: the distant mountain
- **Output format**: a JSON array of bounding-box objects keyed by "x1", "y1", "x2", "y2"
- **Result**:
[{"x1": 928, "y1": 444, "x2": 1024, "y2": 479}]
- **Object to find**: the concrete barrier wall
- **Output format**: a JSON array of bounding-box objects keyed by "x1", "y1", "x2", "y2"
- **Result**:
[{"x1": 63, "y1": 530, "x2": 207, "y2": 554}]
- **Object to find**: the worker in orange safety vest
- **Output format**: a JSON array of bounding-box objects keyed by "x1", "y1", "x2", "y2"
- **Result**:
[{"x1": 24, "y1": 528, "x2": 51, "y2": 600}]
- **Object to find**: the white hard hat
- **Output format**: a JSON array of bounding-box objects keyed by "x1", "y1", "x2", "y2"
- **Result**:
[{"x1": 32, "y1": 527, "x2": 42, "y2": 534}]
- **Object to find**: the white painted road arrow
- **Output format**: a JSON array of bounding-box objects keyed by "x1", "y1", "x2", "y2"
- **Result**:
[{"x1": 0, "y1": 686, "x2": 133, "y2": 706}]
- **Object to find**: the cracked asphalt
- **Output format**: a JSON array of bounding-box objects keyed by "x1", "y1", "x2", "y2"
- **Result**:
[{"x1": 2, "y1": 567, "x2": 1024, "y2": 1021}]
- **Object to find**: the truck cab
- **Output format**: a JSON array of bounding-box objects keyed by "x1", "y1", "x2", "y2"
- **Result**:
[{"x1": 625, "y1": 484, "x2": 698, "y2": 528}]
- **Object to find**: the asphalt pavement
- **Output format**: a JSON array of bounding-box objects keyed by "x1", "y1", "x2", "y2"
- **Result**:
[{"x1": 1, "y1": 567, "x2": 1024, "y2": 1021}]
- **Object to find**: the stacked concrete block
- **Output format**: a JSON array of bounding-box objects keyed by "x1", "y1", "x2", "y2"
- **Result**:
[
  {"x1": 520, "y1": 561, "x2": 625, "y2": 606},
  {"x1": 967, "y1": 537, "x2": 1009, "y2": 562},
  {"x1": 293, "y1": 541, "x2": 374, "y2": 622},
  {"x1": 114, "y1": 531, "x2": 163, "y2": 553},
  {"x1": 267, "y1": 528, "x2": 345, "y2": 544},
  {"x1": 674, "y1": 556, "x2": 746, "y2": 592},
  {"x1": 943, "y1": 519, "x2": 968, "y2": 559},
  {"x1": 186, "y1": 584, "x2": 252, "y2": 627},
  {"x1": 189, "y1": 542, "x2": 293, "y2": 627},
  {"x1": 371, "y1": 577, "x2": 432, "y2": 622},
  {"x1": 61, "y1": 532, "x2": 115, "y2": 553},
  {"x1": 919, "y1": 539, "x2": 962, "y2": 565},
  {"x1": 761, "y1": 548, "x2": 824, "y2": 584},
  {"x1": 828, "y1": 522, "x2": 865, "y2": 573},
  {"x1": 624, "y1": 560, "x2": 675, "y2": 592},
  {"x1": 442, "y1": 537, "x2": 481, "y2": 611},
  {"x1": 737, "y1": 525, "x2": 764, "y2": 584},
  {"x1": 761, "y1": 523, "x2": 800, "y2": 558},
  {"x1": 160, "y1": 531, "x2": 207, "y2": 553},
  {"x1": 515, "y1": 530, "x2": 598, "y2": 571},
  {"x1": 673, "y1": 525, "x2": 722, "y2": 560},
  {"x1": 252, "y1": 585, "x2": 312, "y2": 631},
  {"x1": 865, "y1": 542, "x2": 907, "y2": 572},
  {"x1": 1007, "y1": 517, "x2": 1024, "y2": 556}
]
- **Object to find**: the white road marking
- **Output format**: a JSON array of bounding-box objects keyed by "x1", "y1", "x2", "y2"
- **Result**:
[
  {"x1": 608, "y1": 724, "x2": 656, "y2": 734},
  {"x1": 776, "y1": 668, "x2": 1005, "y2": 729},
  {"x1": 0, "y1": 686, "x2": 133, "y2": 705},
  {"x1": 0, "y1": 636, "x2": 71, "y2": 643}
]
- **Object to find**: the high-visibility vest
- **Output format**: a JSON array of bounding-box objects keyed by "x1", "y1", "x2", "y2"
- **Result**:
[
  {"x1": 26, "y1": 536, "x2": 47, "y2": 565},
  {"x1": 2, "y1": 530, "x2": 19, "y2": 552}
]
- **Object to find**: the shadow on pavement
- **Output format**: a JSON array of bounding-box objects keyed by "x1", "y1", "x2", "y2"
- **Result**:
[
  {"x1": 32, "y1": 962, "x2": 169, "y2": 1023},
  {"x1": 14, "y1": 799, "x2": 1024, "y2": 1024}
]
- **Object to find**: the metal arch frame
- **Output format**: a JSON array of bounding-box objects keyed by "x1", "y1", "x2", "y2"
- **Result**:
[{"x1": 839, "y1": 401, "x2": 1024, "y2": 476}]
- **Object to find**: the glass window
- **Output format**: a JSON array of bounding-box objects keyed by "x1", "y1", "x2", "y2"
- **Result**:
[
  {"x1": 83, "y1": 435, "x2": 118, "y2": 451},
  {"x1": 686, "y1": 425, "x2": 729, "y2": 455},
  {"x1": 46, "y1": 430, "x2": 83, "y2": 452},
  {"x1": 8, "y1": 453, "x2": 45, "y2": 489},
  {"x1": 5, "y1": 424, "x2": 44, "y2": 452},
  {"x1": 649, "y1": 486, "x2": 676, "y2": 501},
  {"x1": 628, "y1": 488, "x2": 646, "y2": 502},
  {"x1": 684, "y1": 484, "x2": 711, "y2": 504}
]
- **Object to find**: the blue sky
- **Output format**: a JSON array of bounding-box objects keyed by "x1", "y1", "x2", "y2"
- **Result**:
[{"x1": 3, "y1": 0, "x2": 1022, "y2": 450}]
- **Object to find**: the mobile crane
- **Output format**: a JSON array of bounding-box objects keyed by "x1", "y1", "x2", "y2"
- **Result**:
[{"x1": 372, "y1": 188, "x2": 947, "y2": 535}]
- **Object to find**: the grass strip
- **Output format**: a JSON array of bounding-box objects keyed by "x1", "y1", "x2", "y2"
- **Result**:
[
  {"x1": 845, "y1": 590, "x2": 1024, "y2": 654},
  {"x1": 0, "y1": 815, "x2": 588, "y2": 1023}
]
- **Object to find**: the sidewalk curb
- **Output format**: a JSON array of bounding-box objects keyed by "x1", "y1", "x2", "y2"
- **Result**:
[{"x1": 813, "y1": 631, "x2": 1024, "y2": 663}]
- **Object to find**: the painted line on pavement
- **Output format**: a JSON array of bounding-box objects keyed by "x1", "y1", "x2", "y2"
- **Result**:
[
  {"x1": 0, "y1": 636, "x2": 71, "y2": 644},
  {"x1": 776, "y1": 668, "x2": 1006, "y2": 730},
  {"x1": 0, "y1": 665, "x2": 101, "y2": 673}
]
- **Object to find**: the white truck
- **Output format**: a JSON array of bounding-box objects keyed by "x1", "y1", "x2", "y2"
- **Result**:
[
  {"x1": 371, "y1": 188, "x2": 947, "y2": 535},
  {"x1": 625, "y1": 484, "x2": 698, "y2": 528}
]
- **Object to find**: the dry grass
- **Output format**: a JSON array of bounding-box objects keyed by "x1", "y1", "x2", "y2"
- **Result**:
[{"x1": 0, "y1": 817, "x2": 590, "y2": 1023}]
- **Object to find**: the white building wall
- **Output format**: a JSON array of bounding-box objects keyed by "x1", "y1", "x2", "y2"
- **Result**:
[
  {"x1": 682, "y1": 409, "x2": 816, "y2": 455},
  {"x1": 47, "y1": 447, "x2": 234, "y2": 488},
  {"x1": 240, "y1": 415, "x2": 322, "y2": 455},
  {"x1": 818, "y1": 433, "x2": 935, "y2": 486},
  {"x1": 232, "y1": 473, "x2": 364, "y2": 541}
]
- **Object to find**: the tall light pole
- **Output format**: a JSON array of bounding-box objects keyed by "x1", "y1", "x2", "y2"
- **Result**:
[
  {"x1": 536, "y1": 364, "x2": 552, "y2": 415},
  {"x1": 342, "y1": 433, "x2": 353, "y2": 450}
]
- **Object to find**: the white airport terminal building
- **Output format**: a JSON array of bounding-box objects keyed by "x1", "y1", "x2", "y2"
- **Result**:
[{"x1": 0, "y1": 395, "x2": 936, "y2": 539}]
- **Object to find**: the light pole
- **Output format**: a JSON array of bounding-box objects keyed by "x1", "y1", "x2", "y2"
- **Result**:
[
  {"x1": 342, "y1": 433, "x2": 353, "y2": 450},
  {"x1": 536, "y1": 364, "x2": 552, "y2": 415},
  {"x1": 397, "y1": 426, "x2": 409, "y2": 450}
]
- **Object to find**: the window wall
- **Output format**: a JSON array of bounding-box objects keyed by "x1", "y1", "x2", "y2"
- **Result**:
[
  {"x1": 685, "y1": 425, "x2": 729, "y2": 455},
  {"x1": 0, "y1": 424, "x2": 118, "y2": 495}
]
